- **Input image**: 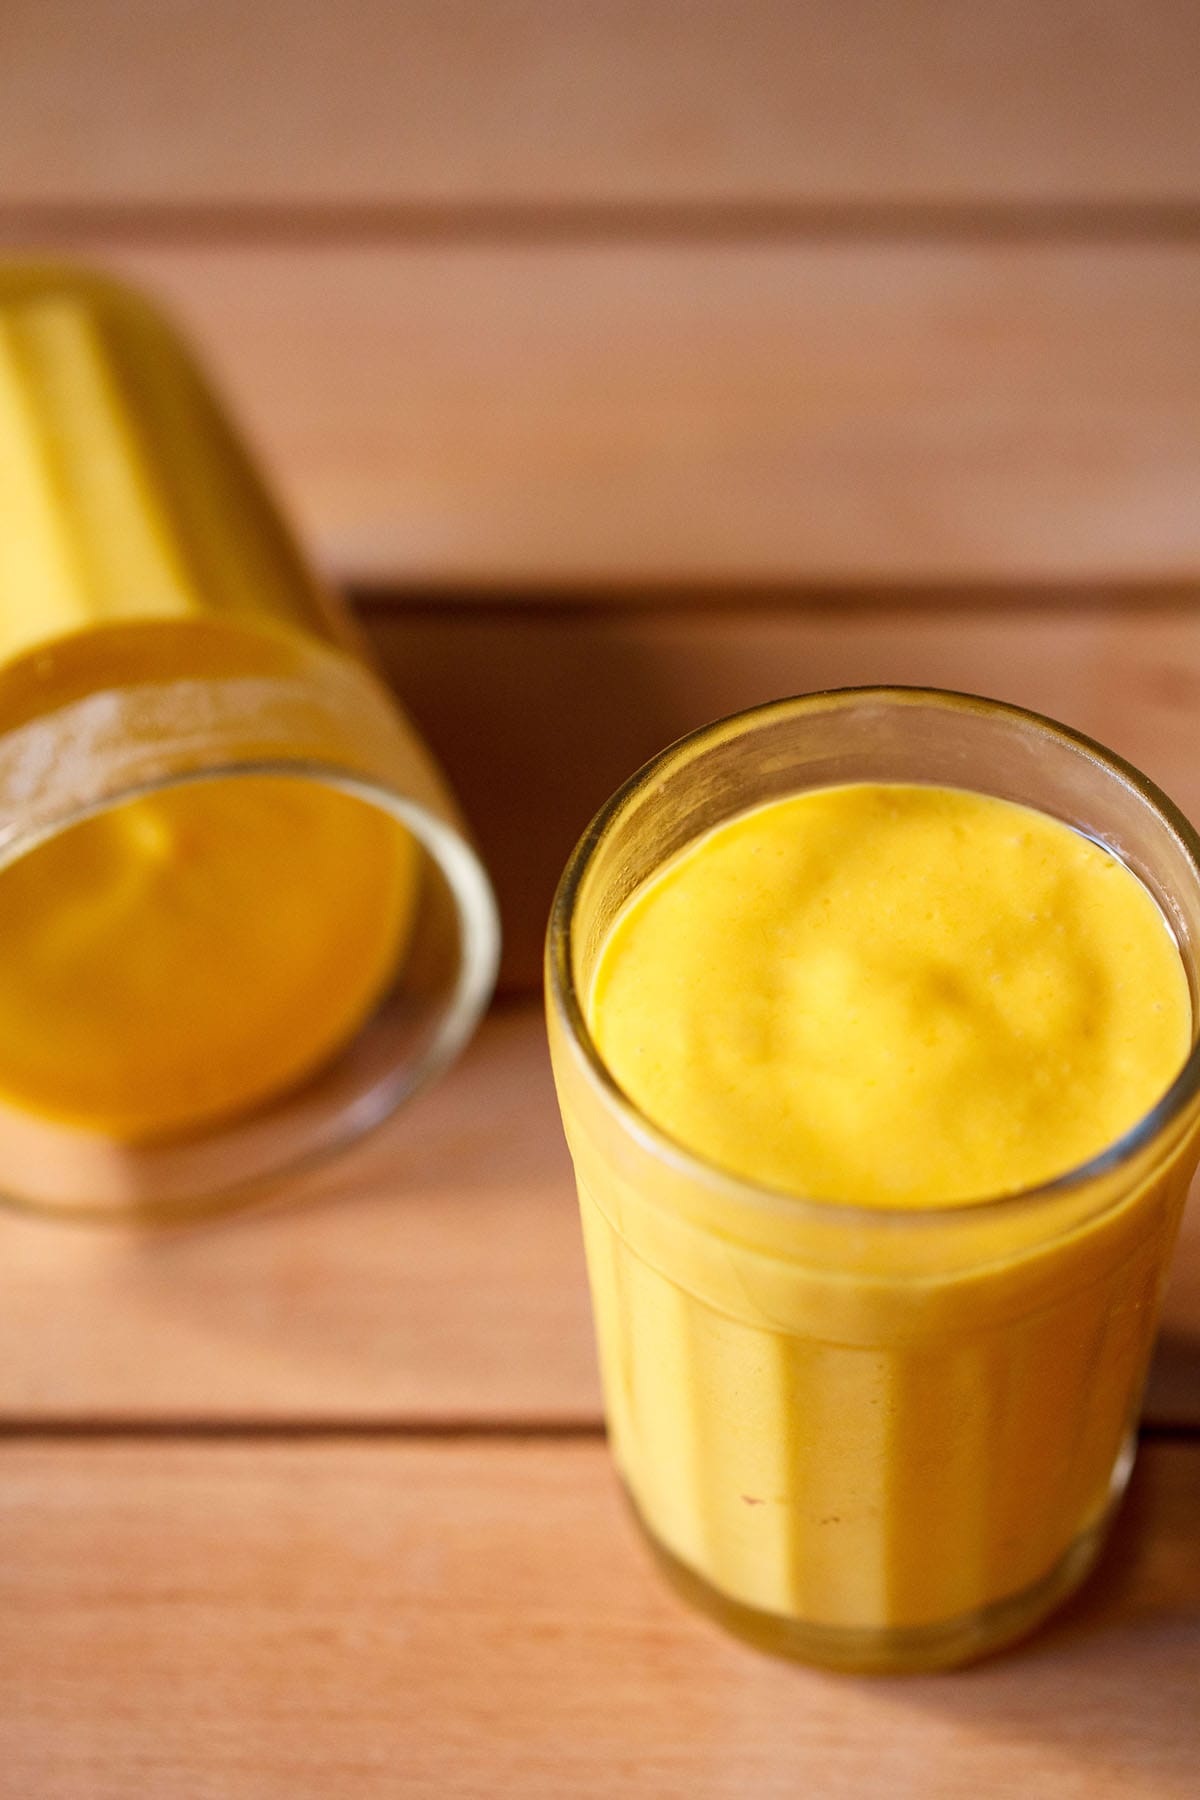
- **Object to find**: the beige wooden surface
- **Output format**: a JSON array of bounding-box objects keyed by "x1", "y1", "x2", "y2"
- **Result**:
[
  {"x1": 0, "y1": 243, "x2": 1192, "y2": 587},
  {"x1": 0, "y1": 1004, "x2": 590, "y2": 1426},
  {"x1": 2, "y1": 1439, "x2": 1197, "y2": 1800},
  {"x1": 4, "y1": 5, "x2": 1197, "y2": 593},
  {"x1": 3, "y1": 1, "x2": 1199, "y2": 207}
]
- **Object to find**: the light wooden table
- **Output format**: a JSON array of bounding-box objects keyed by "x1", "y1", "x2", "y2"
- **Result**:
[
  {"x1": 2, "y1": 5, "x2": 1199, "y2": 1792},
  {"x1": 2, "y1": 999, "x2": 1198, "y2": 1799}
]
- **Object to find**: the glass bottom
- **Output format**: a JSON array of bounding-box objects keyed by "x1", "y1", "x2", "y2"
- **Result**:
[{"x1": 624, "y1": 1432, "x2": 1135, "y2": 1674}]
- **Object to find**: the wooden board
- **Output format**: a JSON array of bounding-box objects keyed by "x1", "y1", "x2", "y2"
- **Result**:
[
  {"x1": 0, "y1": 244, "x2": 1195, "y2": 586},
  {"x1": 3, "y1": 2, "x2": 1199, "y2": 208},
  {"x1": 0, "y1": 1004, "x2": 593, "y2": 1426},
  {"x1": 1, "y1": 1438, "x2": 1197, "y2": 1799},
  {"x1": 370, "y1": 605, "x2": 1200, "y2": 990},
  {"x1": 0, "y1": 1001, "x2": 1194, "y2": 1430}
]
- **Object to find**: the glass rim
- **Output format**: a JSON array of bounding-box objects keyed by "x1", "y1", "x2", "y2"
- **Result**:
[
  {"x1": 546, "y1": 684, "x2": 1200, "y2": 1228},
  {"x1": 0, "y1": 753, "x2": 500, "y2": 1218}
]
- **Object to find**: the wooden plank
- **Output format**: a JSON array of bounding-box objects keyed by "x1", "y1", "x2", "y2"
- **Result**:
[
  {"x1": 2, "y1": 2, "x2": 1199, "y2": 208},
  {"x1": 0, "y1": 1003, "x2": 593, "y2": 1426},
  {"x1": 1, "y1": 1438, "x2": 1197, "y2": 1798},
  {"x1": 370, "y1": 605, "x2": 1200, "y2": 993},
  {"x1": 0, "y1": 1001, "x2": 1195, "y2": 1429},
  {"x1": 1, "y1": 244, "x2": 1195, "y2": 587}
]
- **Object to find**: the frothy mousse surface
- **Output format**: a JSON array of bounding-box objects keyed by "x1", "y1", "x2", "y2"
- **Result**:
[{"x1": 589, "y1": 783, "x2": 1191, "y2": 1207}]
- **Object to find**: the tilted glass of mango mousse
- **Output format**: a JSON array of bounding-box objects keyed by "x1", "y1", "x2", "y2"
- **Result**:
[
  {"x1": 546, "y1": 688, "x2": 1200, "y2": 1672},
  {"x1": 0, "y1": 264, "x2": 498, "y2": 1218}
]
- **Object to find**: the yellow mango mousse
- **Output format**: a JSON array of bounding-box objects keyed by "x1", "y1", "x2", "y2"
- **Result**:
[
  {"x1": 0, "y1": 268, "x2": 418, "y2": 1140},
  {"x1": 579, "y1": 782, "x2": 1192, "y2": 1644},
  {"x1": 590, "y1": 784, "x2": 1190, "y2": 1206},
  {"x1": 0, "y1": 774, "x2": 417, "y2": 1140}
]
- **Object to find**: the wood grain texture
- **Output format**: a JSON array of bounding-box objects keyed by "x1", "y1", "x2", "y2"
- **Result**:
[
  {"x1": 3, "y1": 244, "x2": 1196, "y2": 586},
  {"x1": 0, "y1": 1002, "x2": 1194, "y2": 1429},
  {"x1": 1, "y1": 1438, "x2": 1197, "y2": 1799},
  {"x1": 3, "y1": 1, "x2": 1199, "y2": 208}
]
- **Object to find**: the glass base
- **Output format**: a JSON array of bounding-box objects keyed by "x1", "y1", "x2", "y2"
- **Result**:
[{"x1": 624, "y1": 1433, "x2": 1135, "y2": 1674}]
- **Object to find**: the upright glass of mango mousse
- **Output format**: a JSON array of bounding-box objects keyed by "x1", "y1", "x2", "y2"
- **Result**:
[
  {"x1": 546, "y1": 688, "x2": 1200, "y2": 1672},
  {"x1": 0, "y1": 264, "x2": 498, "y2": 1217}
]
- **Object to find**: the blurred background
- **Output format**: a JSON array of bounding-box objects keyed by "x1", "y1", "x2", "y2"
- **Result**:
[
  {"x1": 3, "y1": 13, "x2": 1200, "y2": 1785},
  {"x1": 2, "y1": 0, "x2": 1197, "y2": 989}
]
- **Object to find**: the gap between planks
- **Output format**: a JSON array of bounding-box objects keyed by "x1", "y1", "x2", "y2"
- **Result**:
[
  {"x1": 0, "y1": 1418, "x2": 606, "y2": 1443},
  {"x1": 0, "y1": 1422, "x2": 1193, "y2": 1445},
  {"x1": 350, "y1": 580, "x2": 1200, "y2": 617},
  {"x1": 5, "y1": 200, "x2": 1200, "y2": 246}
]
